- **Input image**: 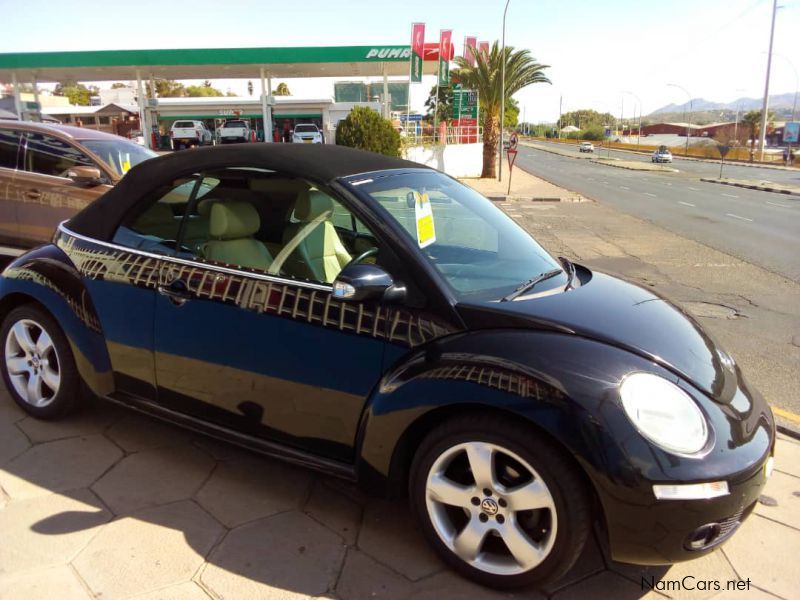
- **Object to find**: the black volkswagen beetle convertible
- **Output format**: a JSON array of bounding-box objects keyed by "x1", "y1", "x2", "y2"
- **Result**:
[{"x1": 0, "y1": 145, "x2": 775, "y2": 588}]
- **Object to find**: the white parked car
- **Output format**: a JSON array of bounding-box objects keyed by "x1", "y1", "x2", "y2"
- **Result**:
[
  {"x1": 578, "y1": 142, "x2": 594, "y2": 153},
  {"x1": 170, "y1": 120, "x2": 212, "y2": 150},
  {"x1": 218, "y1": 119, "x2": 252, "y2": 144},
  {"x1": 292, "y1": 123, "x2": 323, "y2": 144}
]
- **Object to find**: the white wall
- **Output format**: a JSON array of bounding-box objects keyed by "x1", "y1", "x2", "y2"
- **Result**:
[{"x1": 403, "y1": 143, "x2": 483, "y2": 177}]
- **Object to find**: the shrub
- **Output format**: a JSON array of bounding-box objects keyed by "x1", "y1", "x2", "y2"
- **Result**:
[
  {"x1": 581, "y1": 126, "x2": 606, "y2": 141},
  {"x1": 335, "y1": 106, "x2": 401, "y2": 157}
]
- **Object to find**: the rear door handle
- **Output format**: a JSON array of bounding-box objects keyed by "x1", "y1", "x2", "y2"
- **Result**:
[{"x1": 25, "y1": 189, "x2": 42, "y2": 200}]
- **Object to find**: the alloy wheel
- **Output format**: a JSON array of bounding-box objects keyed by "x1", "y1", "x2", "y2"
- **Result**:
[
  {"x1": 425, "y1": 441, "x2": 558, "y2": 576},
  {"x1": 5, "y1": 318, "x2": 61, "y2": 407}
]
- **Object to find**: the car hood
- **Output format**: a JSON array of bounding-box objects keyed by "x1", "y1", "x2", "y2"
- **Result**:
[{"x1": 458, "y1": 270, "x2": 739, "y2": 403}]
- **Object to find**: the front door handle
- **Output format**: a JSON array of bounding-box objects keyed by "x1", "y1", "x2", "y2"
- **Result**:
[
  {"x1": 157, "y1": 280, "x2": 192, "y2": 305},
  {"x1": 25, "y1": 189, "x2": 42, "y2": 200}
]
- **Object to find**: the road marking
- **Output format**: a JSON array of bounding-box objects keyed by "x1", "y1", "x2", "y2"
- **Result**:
[
  {"x1": 773, "y1": 406, "x2": 800, "y2": 426},
  {"x1": 620, "y1": 186, "x2": 630, "y2": 190},
  {"x1": 602, "y1": 181, "x2": 609, "y2": 184},
  {"x1": 722, "y1": 193, "x2": 739, "y2": 198},
  {"x1": 663, "y1": 182, "x2": 672, "y2": 186},
  {"x1": 766, "y1": 201, "x2": 790, "y2": 208},
  {"x1": 726, "y1": 213, "x2": 753, "y2": 222},
  {"x1": 688, "y1": 187, "x2": 700, "y2": 191},
  {"x1": 678, "y1": 201, "x2": 695, "y2": 207},
  {"x1": 644, "y1": 192, "x2": 657, "y2": 197}
]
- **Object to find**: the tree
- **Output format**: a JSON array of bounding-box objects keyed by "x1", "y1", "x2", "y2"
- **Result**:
[
  {"x1": 202, "y1": 80, "x2": 212, "y2": 88},
  {"x1": 146, "y1": 80, "x2": 186, "y2": 98},
  {"x1": 335, "y1": 106, "x2": 401, "y2": 157},
  {"x1": 424, "y1": 84, "x2": 453, "y2": 123},
  {"x1": 185, "y1": 84, "x2": 224, "y2": 97},
  {"x1": 559, "y1": 109, "x2": 614, "y2": 130},
  {"x1": 741, "y1": 110, "x2": 774, "y2": 149},
  {"x1": 453, "y1": 42, "x2": 550, "y2": 178},
  {"x1": 111, "y1": 82, "x2": 129, "y2": 89},
  {"x1": 503, "y1": 97, "x2": 519, "y2": 129},
  {"x1": 53, "y1": 80, "x2": 92, "y2": 106},
  {"x1": 274, "y1": 82, "x2": 291, "y2": 96}
]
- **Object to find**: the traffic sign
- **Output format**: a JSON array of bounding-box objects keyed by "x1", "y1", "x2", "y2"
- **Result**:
[
  {"x1": 717, "y1": 144, "x2": 731, "y2": 157},
  {"x1": 509, "y1": 132, "x2": 518, "y2": 150},
  {"x1": 506, "y1": 149, "x2": 518, "y2": 195}
]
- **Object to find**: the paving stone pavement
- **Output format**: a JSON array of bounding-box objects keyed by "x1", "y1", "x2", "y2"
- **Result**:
[{"x1": 1, "y1": 387, "x2": 798, "y2": 600}]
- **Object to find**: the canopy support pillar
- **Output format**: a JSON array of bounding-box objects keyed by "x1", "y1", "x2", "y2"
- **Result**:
[
  {"x1": 11, "y1": 72, "x2": 22, "y2": 119},
  {"x1": 32, "y1": 75, "x2": 41, "y2": 121},
  {"x1": 382, "y1": 65, "x2": 390, "y2": 119},
  {"x1": 261, "y1": 67, "x2": 272, "y2": 143},
  {"x1": 135, "y1": 70, "x2": 150, "y2": 149}
]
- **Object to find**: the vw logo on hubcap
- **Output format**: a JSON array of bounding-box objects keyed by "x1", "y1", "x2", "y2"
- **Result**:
[{"x1": 480, "y1": 498, "x2": 499, "y2": 516}]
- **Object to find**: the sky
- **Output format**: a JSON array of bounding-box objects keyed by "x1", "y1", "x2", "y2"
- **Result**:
[{"x1": 2, "y1": 0, "x2": 800, "y2": 122}]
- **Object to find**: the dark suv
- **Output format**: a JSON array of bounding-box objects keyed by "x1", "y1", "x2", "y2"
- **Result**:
[{"x1": 0, "y1": 121, "x2": 156, "y2": 250}]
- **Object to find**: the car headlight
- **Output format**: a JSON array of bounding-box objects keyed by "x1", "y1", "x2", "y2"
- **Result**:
[{"x1": 620, "y1": 373, "x2": 709, "y2": 455}]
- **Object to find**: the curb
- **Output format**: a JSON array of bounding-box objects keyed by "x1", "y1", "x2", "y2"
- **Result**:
[
  {"x1": 488, "y1": 195, "x2": 570, "y2": 203},
  {"x1": 590, "y1": 159, "x2": 679, "y2": 173},
  {"x1": 778, "y1": 424, "x2": 800, "y2": 442},
  {"x1": 699, "y1": 178, "x2": 800, "y2": 197}
]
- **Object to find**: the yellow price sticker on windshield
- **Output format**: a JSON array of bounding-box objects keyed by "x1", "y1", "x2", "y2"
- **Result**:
[
  {"x1": 121, "y1": 159, "x2": 131, "y2": 174},
  {"x1": 414, "y1": 192, "x2": 436, "y2": 248}
]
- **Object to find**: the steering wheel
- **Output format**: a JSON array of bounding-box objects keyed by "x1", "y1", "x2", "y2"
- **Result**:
[{"x1": 350, "y1": 246, "x2": 379, "y2": 265}]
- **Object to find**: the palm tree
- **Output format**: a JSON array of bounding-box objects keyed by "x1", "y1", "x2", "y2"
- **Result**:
[
  {"x1": 741, "y1": 109, "x2": 775, "y2": 150},
  {"x1": 453, "y1": 42, "x2": 550, "y2": 178}
]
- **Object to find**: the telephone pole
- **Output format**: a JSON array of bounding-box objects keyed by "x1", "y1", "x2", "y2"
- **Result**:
[{"x1": 758, "y1": 0, "x2": 778, "y2": 162}]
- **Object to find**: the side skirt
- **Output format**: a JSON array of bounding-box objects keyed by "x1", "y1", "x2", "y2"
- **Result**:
[{"x1": 105, "y1": 391, "x2": 357, "y2": 481}]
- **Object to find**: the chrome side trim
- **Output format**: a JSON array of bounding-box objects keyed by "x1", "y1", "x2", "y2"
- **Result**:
[{"x1": 57, "y1": 222, "x2": 333, "y2": 293}]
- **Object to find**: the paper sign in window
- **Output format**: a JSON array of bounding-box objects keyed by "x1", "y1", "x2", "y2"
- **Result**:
[{"x1": 414, "y1": 192, "x2": 436, "y2": 248}]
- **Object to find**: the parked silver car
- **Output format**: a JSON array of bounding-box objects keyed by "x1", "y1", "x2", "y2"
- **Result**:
[{"x1": 652, "y1": 146, "x2": 673, "y2": 163}]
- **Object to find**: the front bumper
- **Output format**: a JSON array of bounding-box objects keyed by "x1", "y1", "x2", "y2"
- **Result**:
[{"x1": 602, "y1": 444, "x2": 772, "y2": 565}]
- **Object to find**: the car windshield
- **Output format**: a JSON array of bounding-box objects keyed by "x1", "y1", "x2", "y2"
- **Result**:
[
  {"x1": 348, "y1": 170, "x2": 563, "y2": 300},
  {"x1": 295, "y1": 125, "x2": 318, "y2": 133},
  {"x1": 224, "y1": 121, "x2": 246, "y2": 128},
  {"x1": 173, "y1": 121, "x2": 196, "y2": 128},
  {"x1": 80, "y1": 139, "x2": 157, "y2": 177}
]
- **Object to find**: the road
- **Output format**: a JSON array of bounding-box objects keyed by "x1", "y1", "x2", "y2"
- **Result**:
[
  {"x1": 529, "y1": 139, "x2": 800, "y2": 185},
  {"x1": 516, "y1": 144, "x2": 800, "y2": 282}
]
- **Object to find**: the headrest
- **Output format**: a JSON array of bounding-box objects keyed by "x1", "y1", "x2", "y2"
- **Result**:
[
  {"x1": 294, "y1": 189, "x2": 334, "y2": 222},
  {"x1": 209, "y1": 202, "x2": 260, "y2": 240},
  {"x1": 134, "y1": 202, "x2": 174, "y2": 227}
]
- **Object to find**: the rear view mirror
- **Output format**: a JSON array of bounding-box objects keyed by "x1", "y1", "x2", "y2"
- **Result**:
[{"x1": 67, "y1": 166, "x2": 104, "y2": 186}]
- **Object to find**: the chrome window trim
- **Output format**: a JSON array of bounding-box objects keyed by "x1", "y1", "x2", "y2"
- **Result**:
[{"x1": 57, "y1": 222, "x2": 334, "y2": 293}]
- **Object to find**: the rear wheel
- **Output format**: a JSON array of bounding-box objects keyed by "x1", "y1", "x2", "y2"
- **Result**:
[
  {"x1": 409, "y1": 415, "x2": 591, "y2": 589},
  {"x1": 1, "y1": 305, "x2": 80, "y2": 419}
]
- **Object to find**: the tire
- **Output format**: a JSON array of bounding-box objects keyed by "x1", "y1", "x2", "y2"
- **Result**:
[
  {"x1": 0, "y1": 304, "x2": 81, "y2": 420},
  {"x1": 409, "y1": 414, "x2": 592, "y2": 589}
]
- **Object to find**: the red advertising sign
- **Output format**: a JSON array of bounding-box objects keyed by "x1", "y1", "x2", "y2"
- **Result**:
[
  {"x1": 478, "y1": 41, "x2": 490, "y2": 61},
  {"x1": 464, "y1": 36, "x2": 477, "y2": 66},
  {"x1": 422, "y1": 42, "x2": 454, "y2": 62},
  {"x1": 410, "y1": 23, "x2": 425, "y2": 83},
  {"x1": 438, "y1": 30, "x2": 452, "y2": 86}
]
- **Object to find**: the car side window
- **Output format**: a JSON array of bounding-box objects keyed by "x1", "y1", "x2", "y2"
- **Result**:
[
  {"x1": 23, "y1": 132, "x2": 97, "y2": 178},
  {"x1": 0, "y1": 129, "x2": 23, "y2": 170},
  {"x1": 168, "y1": 168, "x2": 388, "y2": 285},
  {"x1": 112, "y1": 176, "x2": 216, "y2": 254}
]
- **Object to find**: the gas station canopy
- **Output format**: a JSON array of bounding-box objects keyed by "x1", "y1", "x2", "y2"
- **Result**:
[{"x1": 0, "y1": 45, "x2": 443, "y2": 82}]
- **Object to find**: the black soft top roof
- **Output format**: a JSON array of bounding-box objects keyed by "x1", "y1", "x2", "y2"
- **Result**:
[{"x1": 66, "y1": 144, "x2": 427, "y2": 241}]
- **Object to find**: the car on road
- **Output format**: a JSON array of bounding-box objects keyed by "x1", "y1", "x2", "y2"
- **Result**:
[
  {"x1": 170, "y1": 120, "x2": 213, "y2": 150},
  {"x1": 0, "y1": 121, "x2": 157, "y2": 249},
  {"x1": 652, "y1": 146, "x2": 673, "y2": 163},
  {"x1": 218, "y1": 119, "x2": 252, "y2": 144},
  {"x1": 578, "y1": 142, "x2": 594, "y2": 153},
  {"x1": 292, "y1": 123, "x2": 323, "y2": 144},
  {"x1": 0, "y1": 144, "x2": 775, "y2": 590}
]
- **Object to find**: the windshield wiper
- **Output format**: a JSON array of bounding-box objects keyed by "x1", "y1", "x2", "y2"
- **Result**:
[
  {"x1": 559, "y1": 256, "x2": 576, "y2": 291},
  {"x1": 501, "y1": 268, "x2": 563, "y2": 302}
]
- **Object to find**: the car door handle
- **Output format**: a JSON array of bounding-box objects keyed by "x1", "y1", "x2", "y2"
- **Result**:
[
  {"x1": 157, "y1": 280, "x2": 192, "y2": 304},
  {"x1": 25, "y1": 189, "x2": 42, "y2": 200}
]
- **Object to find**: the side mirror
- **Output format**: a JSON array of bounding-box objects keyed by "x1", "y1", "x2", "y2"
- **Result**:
[
  {"x1": 67, "y1": 166, "x2": 104, "y2": 186},
  {"x1": 332, "y1": 263, "x2": 406, "y2": 304}
]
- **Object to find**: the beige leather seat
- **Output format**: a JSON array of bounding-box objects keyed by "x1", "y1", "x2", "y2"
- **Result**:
[
  {"x1": 282, "y1": 190, "x2": 351, "y2": 283},
  {"x1": 203, "y1": 202, "x2": 273, "y2": 271},
  {"x1": 131, "y1": 202, "x2": 178, "y2": 240}
]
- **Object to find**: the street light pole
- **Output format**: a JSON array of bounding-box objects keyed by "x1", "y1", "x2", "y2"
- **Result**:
[
  {"x1": 623, "y1": 91, "x2": 642, "y2": 150},
  {"x1": 498, "y1": 0, "x2": 511, "y2": 182},
  {"x1": 758, "y1": 0, "x2": 778, "y2": 162},
  {"x1": 668, "y1": 83, "x2": 692, "y2": 156}
]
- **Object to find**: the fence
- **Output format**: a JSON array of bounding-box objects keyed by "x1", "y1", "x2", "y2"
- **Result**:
[
  {"x1": 527, "y1": 136, "x2": 797, "y2": 166},
  {"x1": 402, "y1": 124, "x2": 483, "y2": 146}
]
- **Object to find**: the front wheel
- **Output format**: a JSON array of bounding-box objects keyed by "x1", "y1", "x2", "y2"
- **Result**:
[
  {"x1": 409, "y1": 415, "x2": 591, "y2": 589},
  {"x1": 1, "y1": 305, "x2": 81, "y2": 419}
]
